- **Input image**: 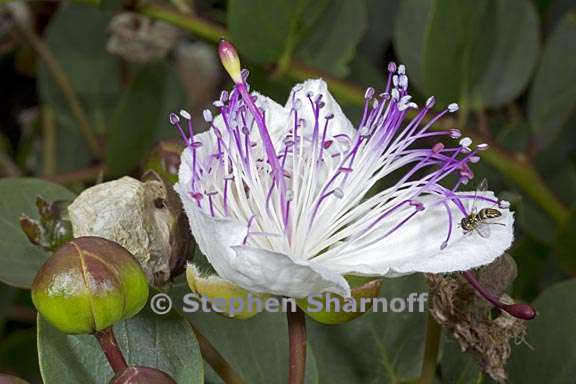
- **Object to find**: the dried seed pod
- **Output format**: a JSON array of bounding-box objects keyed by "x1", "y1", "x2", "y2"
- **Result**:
[
  {"x1": 110, "y1": 367, "x2": 176, "y2": 384},
  {"x1": 68, "y1": 176, "x2": 191, "y2": 287},
  {"x1": 31, "y1": 237, "x2": 149, "y2": 334}
]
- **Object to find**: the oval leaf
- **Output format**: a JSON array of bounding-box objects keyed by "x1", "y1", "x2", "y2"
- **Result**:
[
  {"x1": 227, "y1": 0, "x2": 328, "y2": 64},
  {"x1": 508, "y1": 280, "x2": 576, "y2": 383},
  {"x1": 106, "y1": 63, "x2": 170, "y2": 176},
  {"x1": 395, "y1": 0, "x2": 539, "y2": 109},
  {"x1": 529, "y1": 12, "x2": 576, "y2": 149}
]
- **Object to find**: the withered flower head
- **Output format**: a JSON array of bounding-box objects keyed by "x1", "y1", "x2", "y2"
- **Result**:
[
  {"x1": 427, "y1": 255, "x2": 529, "y2": 383},
  {"x1": 68, "y1": 174, "x2": 191, "y2": 287}
]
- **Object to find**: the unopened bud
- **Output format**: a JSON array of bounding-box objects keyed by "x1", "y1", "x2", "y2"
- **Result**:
[
  {"x1": 186, "y1": 265, "x2": 266, "y2": 319},
  {"x1": 218, "y1": 40, "x2": 242, "y2": 84},
  {"x1": 31, "y1": 237, "x2": 149, "y2": 334}
]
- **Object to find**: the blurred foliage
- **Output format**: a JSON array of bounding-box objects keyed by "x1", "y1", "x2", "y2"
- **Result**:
[{"x1": 0, "y1": 0, "x2": 575, "y2": 383}]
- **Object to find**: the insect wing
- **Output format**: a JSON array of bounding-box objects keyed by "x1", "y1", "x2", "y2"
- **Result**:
[
  {"x1": 475, "y1": 223, "x2": 491, "y2": 238},
  {"x1": 470, "y1": 178, "x2": 488, "y2": 214}
]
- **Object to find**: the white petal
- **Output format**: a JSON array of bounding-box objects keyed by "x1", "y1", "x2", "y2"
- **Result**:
[
  {"x1": 315, "y1": 192, "x2": 514, "y2": 276},
  {"x1": 231, "y1": 246, "x2": 351, "y2": 298},
  {"x1": 177, "y1": 188, "x2": 350, "y2": 298},
  {"x1": 287, "y1": 79, "x2": 355, "y2": 138}
]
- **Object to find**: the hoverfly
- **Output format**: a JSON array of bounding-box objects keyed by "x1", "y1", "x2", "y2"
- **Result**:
[{"x1": 460, "y1": 178, "x2": 503, "y2": 238}]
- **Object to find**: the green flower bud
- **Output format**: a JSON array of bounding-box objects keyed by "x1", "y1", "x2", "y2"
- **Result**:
[
  {"x1": 31, "y1": 237, "x2": 149, "y2": 334},
  {"x1": 110, "y1": 367, "x2": 176, "y2": 384},
  {"x1": 297, "y1": 276, "x2": 382, "y2": 325},
  {"x1": 0, "y1": 373, "x2": 31, "y2": 384},
  {"x1": 186, "y1": 265, "x2": 266, "y2": 319}
]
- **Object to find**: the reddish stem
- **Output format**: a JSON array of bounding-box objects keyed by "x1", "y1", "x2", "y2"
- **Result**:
[
  {"x1": 95, "y1": 328, "x2": 128, "y2": 374},
  {"x1": 287, "y1": 307, "x2": 307, "y2": 384}
]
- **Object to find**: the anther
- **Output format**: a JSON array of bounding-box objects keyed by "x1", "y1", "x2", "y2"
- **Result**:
[
  {"x1": 432, "y1": 143, "x2": 445, "y2": 153},
  {"x1": 365, "y1": 87, "x2": 375, "y2": 99},
  {"x1": 448, "y1": 103, "x2": 459, "y2": 112},
  {"x1": 169, "y1": 113, "x2": 180, "y2": 124},
  {"x1": 203, "y1": 109, "x2": 213, "y2": 122}
]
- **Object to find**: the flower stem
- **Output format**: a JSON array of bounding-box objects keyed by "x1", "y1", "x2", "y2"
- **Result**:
[
  {"x1": 418, "y1": 311, "x2": 441, "y2": 384},
  {"x1": 190, "y1": 323, "x2": 246, "y2": 384},
  {"x1": 287, "y1": 307, "x2": 307, "y2": 384},
  {"x1": 95, "y1": 327, "x2": 128, "y2": 374}
]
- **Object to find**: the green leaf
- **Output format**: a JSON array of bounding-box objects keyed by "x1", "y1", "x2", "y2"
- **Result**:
[
  {"x1": 395, "y1": 0, "x2": 538, "y2": 108},
  {"x1": 508, "y1": 279, "x2": 576, "y2": 383},
  {"x1": 422, "y1": 0, "x2": 495, "y2": 104},
  {"x1": 228, "y1": 0, "x2": 328, "y2": 64},
  {"x1": 105, "y1": 63, "x2": 170, "y2": 176},
  {"x1": 308, "y1": 275, "x2": 427, "y2": 383},
  {"x1": 472, "y1": 0, "x2": 539, "y2": 108},
  {"x1": 358, "y1": 0, "x2": 400, "y2": 64},
  {"x1": 529, "y1": 12, "x2": 576, "y2": 149},
  {"x1": 511, "y1": 237, "x2": 550, "y2": 301},
  {"x1": 440, "y1": 338, "x2": 483, "y2": 384},
  {"x1": 0, "y1": 179, "x2": 75, "y2": 288},
  {"x1": 553, "y1": 205, "x2": 576, "y2": 276},
  {"x1": 294, "y1": 0, "x2": 367, "y2": 77},
  {"x1": 393, "y1": 0, "x2": 430, "y2": 91},
  {"x1": 38, "y1": 3, "x2": 120, "y2": 172},
  {"x1": 37, "y1": 306, "x2": 203, "y2": 384}
]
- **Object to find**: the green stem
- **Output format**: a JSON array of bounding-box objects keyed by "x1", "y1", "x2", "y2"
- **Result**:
[
  {"x1": 418, "y1": 311, "x2": 442, "y2": 384},
  {"x1": 12, "y1": 19, "x2": 102, "y2": 158},
  {"x1": 138, "y1": 4, "x2": 227, "y2": 42},
  {"x1": 190, "y1": 323, "x2": 246, "y2": 384}
]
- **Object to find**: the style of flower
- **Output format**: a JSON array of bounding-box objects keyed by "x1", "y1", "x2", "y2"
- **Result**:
[{"x1": 172, "y1": 41, "x2": 515, "y2": 302}]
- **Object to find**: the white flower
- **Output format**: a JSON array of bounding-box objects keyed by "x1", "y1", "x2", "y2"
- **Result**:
[{"x1": 172, "y1": 65, "x2": 514, "y2": 299}]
